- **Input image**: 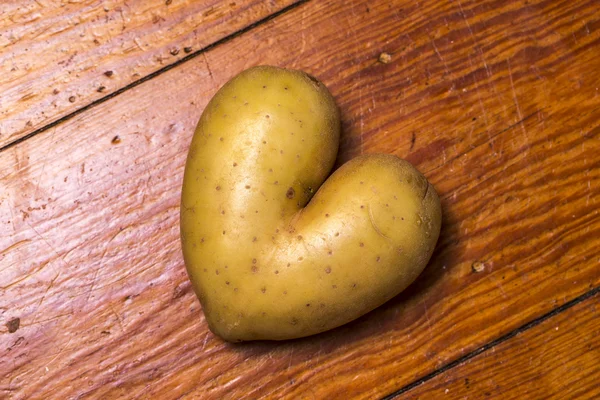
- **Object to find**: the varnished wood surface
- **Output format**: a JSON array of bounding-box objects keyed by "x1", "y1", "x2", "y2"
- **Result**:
[
  {"x1": 0, "y1": 0, "x2": 299, "y2": 148},
  {"x1": 1, "y1": 0, "x2": 599, "y2": 399},
  {"x1": 404, "y1": 292, "x2": 600, "y2": 399}
]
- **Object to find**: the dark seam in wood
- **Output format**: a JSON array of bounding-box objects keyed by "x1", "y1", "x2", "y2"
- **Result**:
[
  {"x1": 381, "y1": 285, "x2": 600, "y2": 399},
  {"x1": 0, "y1": 0, "x2": 311, "y2": 155}
]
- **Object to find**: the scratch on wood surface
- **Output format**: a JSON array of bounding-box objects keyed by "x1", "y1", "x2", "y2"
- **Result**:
[
  {"x1": 507, "y1": 58, "x2": 525, "y2": 132},
  {"x1": 200, "y1": 331, "x2": 209, "y2": 350},
  {"x1": 291, "y1": 7, "x2": 308, "y2": 68},
  {"x1": 480, "y1": 47, "x2": 492, "y2": 79},
  {"x1": 31, "y1": 271, "x2": 60, "y2": 324},
  {"x1": 25, "y1": 219, "x2": 69, "y2": 275},
  {"x1": 454, "y1": 0, "x2": 475, "y2": 43},
  {"x1": 454, "y1": 0, "x2": 505, "y2": 117},
  {"x1": 133, "y1": 37, "x2": 144, "y2": 51},
  {"x1": 431, "y1": 36, "x2": 450, "y2": 77},
  {"x1": 137, "y1": 159, "x2": 153, "y2": 207},
  {"x1": 109, "y1": 302, "x2": 125, "y2": 332},
  {"x1": 42, "y1": 336, "x2": 74, "y2": 369},
  {"x1": 26, "y1": 312, "x2": 73, "y2": 327},
  {"x1": 85, "y1": 265, "x2": 101, "y2": 304},
  {"x1": 314, "y1": 343, "x2": 323, "y2": 365},
  {"x1": 491, "y1": 275, "x2": 509, "y2": 300},
  {"x1": 0, "y1": 261, "x2": 49, "y2": 290},
  {"x1": 13, "y1": 145, "x2": 23, "y2": 173},
  {"x1": 203, "y1": 53, "x2": 215, "y2": 85},
  {"x1": 141, "y1": 174, "x2": 152, "y2": 206},
  {"x1": 117, "y1": 6, "x2": 127, "y2": 32},
  {"x1": 467, "y1": 53, "x2": 490, "y2": 131},
  {"x1": 35, "y1": 127, "x2": 56, "y2": 197}
]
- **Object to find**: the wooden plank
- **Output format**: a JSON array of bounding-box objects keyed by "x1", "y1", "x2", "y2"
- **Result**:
[
  {"x1": 400, "y1": 292, "x2": 600, "y2": 399},
  {"x1": 0, "y1": 0, "x2": 300, "y2": 148},
  {"x1": 1, "y1": 0, "x2": 599, "y2": 398}
]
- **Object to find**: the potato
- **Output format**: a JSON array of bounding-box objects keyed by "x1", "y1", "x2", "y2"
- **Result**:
[{"x1": 180, "y1": 66, "x2": 441, "y2": 342}]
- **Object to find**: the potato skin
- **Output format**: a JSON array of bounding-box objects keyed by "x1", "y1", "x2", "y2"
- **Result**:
[{"x1": 181, "y1": 66, "x2": 441, "y2": 341}]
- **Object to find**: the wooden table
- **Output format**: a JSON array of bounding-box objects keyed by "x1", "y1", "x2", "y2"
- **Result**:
[{"x1": 1, "y1": 0, "x2": 599, "y2": 398}]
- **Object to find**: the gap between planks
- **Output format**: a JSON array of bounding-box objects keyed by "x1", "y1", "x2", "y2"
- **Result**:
[
  {"x1": 381, "y1": 285, "x2": 600, "y2": 399},
  {"x1": 0, "y1": 0, "x2": 311, "y2": 155}
]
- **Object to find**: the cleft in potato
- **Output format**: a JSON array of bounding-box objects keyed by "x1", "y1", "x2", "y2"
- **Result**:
[{"x1": 180, "y1": 66, "x2": 442, "y2": 342}]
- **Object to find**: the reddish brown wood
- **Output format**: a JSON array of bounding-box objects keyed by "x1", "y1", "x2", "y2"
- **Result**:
[
  {"x1": 1, "y1": 0, "x2": 599, "y2": 398},
  {"x1": 0, "y1": 0, "x2": 299, "y2": 148},
  {"x1": 404, "y1": 293, "x2": 600, "y2": 399}
]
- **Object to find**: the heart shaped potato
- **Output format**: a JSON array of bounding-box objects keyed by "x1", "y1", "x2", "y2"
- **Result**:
[{"x1": 180, "y1": 66, "x2": 441, "y2": 342}]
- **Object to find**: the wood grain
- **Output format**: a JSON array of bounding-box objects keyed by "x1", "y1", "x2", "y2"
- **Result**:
[
  {"x1": 402, "y1": 292, "x2": 600, "y2": 399},
  {"x1": 0, "y1": 0, "x2": 299, "y2": 148},
  {"x1": 1, "y1": 0, "x2": 599, "y2": 398}
]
